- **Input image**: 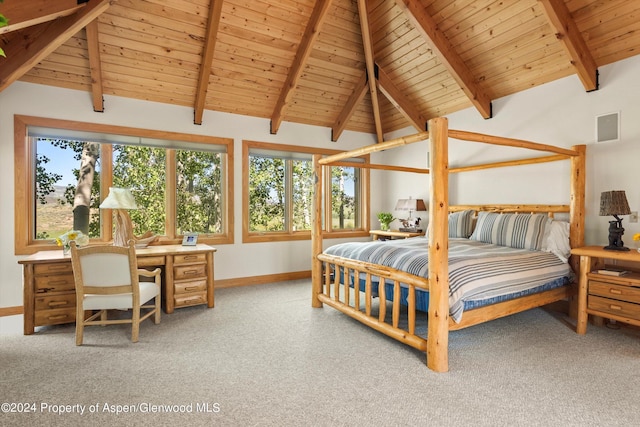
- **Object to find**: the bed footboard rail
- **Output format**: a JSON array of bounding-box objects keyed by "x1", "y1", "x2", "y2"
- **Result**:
[{"x1": 317, "y1": 253, "x2": 429, "y2": 351}]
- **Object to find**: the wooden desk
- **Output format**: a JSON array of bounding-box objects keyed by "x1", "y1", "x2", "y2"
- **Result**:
[
  {"x1": 369, "y1": 229, "x2": 424, "y2": 240},
  {"x1": 18, "y1": 244, "x2": 216, "y2": 335},
  {"x1": 571, "y1": 245, "x2": 640, "y2": 334}
]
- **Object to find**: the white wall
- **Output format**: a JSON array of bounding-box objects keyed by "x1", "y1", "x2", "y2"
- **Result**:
[
  {"x1": 0, "y1": 81, "x2": 377, "y2": 318},
  {"x1": 377, "y1": 54, "x2": 640, "y2": 246}
]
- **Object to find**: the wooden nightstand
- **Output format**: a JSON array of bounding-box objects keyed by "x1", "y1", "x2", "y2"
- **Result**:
[
  {"x1": 571, "y1": 246, "x2": 640, "y2": 334},
  {"x1": 369, "y1": 229, "x2": 424, "y2": 241}
]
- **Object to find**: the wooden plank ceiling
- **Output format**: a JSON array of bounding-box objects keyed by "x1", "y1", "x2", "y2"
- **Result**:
[{"x1": 1, "y1": 0, "x2": 639, "y2": 142}]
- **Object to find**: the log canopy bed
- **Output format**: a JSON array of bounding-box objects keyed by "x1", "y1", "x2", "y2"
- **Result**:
[{"x1": 311, "y1": 117, "x2": 586, "y2": 373}]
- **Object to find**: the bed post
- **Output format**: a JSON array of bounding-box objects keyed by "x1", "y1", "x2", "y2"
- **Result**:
[
  {"x1": 568, "y1": 144, "x2": 586, "y2": 317},
  {"x1": 312, "y1": 154, "x2": 323, "y2": 308},
  {"x1": 427, "y1": 117, "x2": 449, "y2": 373}
]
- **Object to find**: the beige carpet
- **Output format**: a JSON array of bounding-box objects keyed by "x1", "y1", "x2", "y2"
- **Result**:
[{"x1": 2, "y1": 279, "x2": 639, "y2": 426}]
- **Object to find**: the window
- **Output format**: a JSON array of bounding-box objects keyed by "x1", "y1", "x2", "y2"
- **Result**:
[
  {"x1": 15, "y1": 116, "x2": 233, "y2": 254},
  {"x1": 243, "y1": 140, "x2": 369, "y2": 243}
]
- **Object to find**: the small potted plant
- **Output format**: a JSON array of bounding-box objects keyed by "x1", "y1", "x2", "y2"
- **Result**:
[{"x1": 377, "y1": 212, "x2": 395, "y2": 231}]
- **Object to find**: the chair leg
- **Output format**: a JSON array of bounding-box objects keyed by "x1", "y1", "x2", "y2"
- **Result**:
[
  {"x1": 75, "y1": 306, "x2": 84, "y2": 346},
  {"x1": 131, "y1": 307, "x2": 140, "y2": 343},
  {"x1": 101, "y1": 309, "x2": 108, "y2": 325},
  {"x1": 154, "y1": 295, "x2": 161, "y2": 325}
]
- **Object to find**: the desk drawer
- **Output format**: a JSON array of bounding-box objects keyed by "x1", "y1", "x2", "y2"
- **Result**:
[
  {"x1": 589, "y1": 281, "x2": 640, "y2": 304},
  {"x1": 174, "y1": 253, "x2": 206, "y2": 265},
  {"x1": 35, "y1": 274, "x2": 75, "y2": 293},
  {"x1": 174, "y1": 264, "x2": 206, "y2": 281},
  {"x1": 137, "y1": 256, "x2": 165, "y2": 267},
  {"x1": 34, "y1": 262, "x2": 73, "y2": 275},
  {"x1": 35, "y1": 308, "x2": 76, "y2": 326},
  {"x1": 588, "y1": 295, "x2": 640, "y2": 322},
  {"x1": 35, "y1": 293, "x2": 76, "y2": 310},
  {"x1": 175, "y1": 279, "x2": 207, "y2": 295},
  {"x1": 174, "y1": 291, "x2": 207, "y2": 308}
]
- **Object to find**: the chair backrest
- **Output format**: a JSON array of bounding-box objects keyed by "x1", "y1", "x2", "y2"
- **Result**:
[{"x1": 70, "y1": 242, "x2": 140, "y2": 297}]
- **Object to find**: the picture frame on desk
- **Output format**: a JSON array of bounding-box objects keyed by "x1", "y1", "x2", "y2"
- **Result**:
[{"x1": 181, "y1": 233, "x2": 198, "y2": 246}]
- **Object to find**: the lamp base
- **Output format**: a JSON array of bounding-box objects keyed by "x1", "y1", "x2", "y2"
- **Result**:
[{"x1": 603, "y1": 245, "x2": 630, "y2": 251}]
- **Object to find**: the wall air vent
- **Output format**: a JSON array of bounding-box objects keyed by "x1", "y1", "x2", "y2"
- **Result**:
[{"x1": 595, "y1": 112, "x2": 620, "y2": 143}]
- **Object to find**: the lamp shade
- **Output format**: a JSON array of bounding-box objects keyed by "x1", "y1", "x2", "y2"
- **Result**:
[
  {"x1": 99, "y1": 187, "x2": 138, "y2": 210},
  {"x1": 394, "y1": 198, "x2": 427, "y2": 212},
  {"x1": 599, "y1": 190, "x2": 630, "y2": 216}
]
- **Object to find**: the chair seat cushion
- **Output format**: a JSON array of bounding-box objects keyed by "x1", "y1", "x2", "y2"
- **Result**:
[{"x1": 82, "y1": 282, "x2": 159, "y2": 311}]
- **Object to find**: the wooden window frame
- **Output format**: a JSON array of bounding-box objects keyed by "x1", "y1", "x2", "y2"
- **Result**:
[
  {"x1": 242, "y1": 140, "x2": 370, "y2": 243},
  {"x1": 14, "y1": 115, "x2": 234, "y2": 255}
]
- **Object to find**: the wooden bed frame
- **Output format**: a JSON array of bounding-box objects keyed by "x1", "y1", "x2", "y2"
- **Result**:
[{"x1": 311, "y1": 117, "x2": 586, "y2": 373}]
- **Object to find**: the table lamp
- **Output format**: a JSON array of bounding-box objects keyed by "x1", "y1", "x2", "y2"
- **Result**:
[
  {"x1": 599, "y1": 190, "x2": 631, "y2": 251},
  {"x1": 99, "y1": 187, "x2": 138, "y2": 247},
  {"x1": 395, "y1": 197, "x2": 427, "y2": 232}
]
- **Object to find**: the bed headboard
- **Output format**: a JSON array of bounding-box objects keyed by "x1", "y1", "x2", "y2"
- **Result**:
[{"x1": 449, "y1": 204, "x2": 570, "y2": 218}]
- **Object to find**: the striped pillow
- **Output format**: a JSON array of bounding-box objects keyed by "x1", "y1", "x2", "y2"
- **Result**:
[
  {"x1": 448, "y1": 209, "x2": 475, "y2": 238},
  {"x1": 469, "y1": 212, "x2": 549, "y2": 250}
]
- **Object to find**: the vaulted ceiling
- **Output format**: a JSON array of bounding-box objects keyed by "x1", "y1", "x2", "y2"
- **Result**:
[{"x1": 1, "y1": 0, "x2": 639, "y2": 142}]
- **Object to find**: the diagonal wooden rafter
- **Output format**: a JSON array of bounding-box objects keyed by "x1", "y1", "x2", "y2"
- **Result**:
[
  {"x1": 538, "y1": 0, "x2": 598, "y2": 91},
  {"x1": 332, "y1": 71, "x2": 368, "y2": 142},
  {"x1": 0, "y1": 0, "x2": 87, "y2": 35},
  {"x1": 193, "y1": 0, "x2": 224, "y2": 125},
  {"x1": 0, "y1": 0, "x2": 112, "y2": 93},
  {"x1": 376, "y1": 64, "x2": 428, "y2": 132},
  {"x1": 270, "y1": 0, "x2": 333, "y2": 134},
  {"x1": 85, "y1": 19, "x2": 104, "y2": 112},
  {"x1": 394, "y1": 0, "x2": 492, "y2": 119},
  {"x1": 357, "y1": 0, "x2": 384, "y2": 143}
]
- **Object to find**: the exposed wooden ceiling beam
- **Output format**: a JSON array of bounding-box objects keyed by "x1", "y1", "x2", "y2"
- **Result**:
[
  {"x1": 332, "y1": 71, "x2": 368, "y2": 142},
  {"x1": 394, "y1": 0, "x2": 492, "y2": 119},
  {"x1": 357, "y1": 0, "x2": 384, "y2": 143},
  {"x1": 193, "y1": 0, "x2": 223, "y2": 125},
  {"x1": 0, "y1": 0, "x2": 112, "y2": 93},
  {"x1": 376, "y1": 65, "x2": 427, "y2": 132},
  {"x1": 538, "y1": 0, "x2": 598, "y2": 91},
  {"x1": 270, "y1": 0, "x2": 333, "y2": 134},
  {"x1": 85, "y1": 19, "x2": 104, "y2": 112},
  {"x1": 0, "y1": 0, "x2": 86, "y2": 35}
]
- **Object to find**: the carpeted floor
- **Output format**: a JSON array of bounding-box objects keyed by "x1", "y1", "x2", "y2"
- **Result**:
[{"x1": 1, "y1": 279, "x2": 639, "y2": 426}]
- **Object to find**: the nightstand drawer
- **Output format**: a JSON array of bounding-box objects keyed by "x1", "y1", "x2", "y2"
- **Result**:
[
  {"x1": 589, "y1": 281, "x2": 640, "y2": 304},
  {"x1": 588, "y1": 295, "x2": 640, "y2": 322}
]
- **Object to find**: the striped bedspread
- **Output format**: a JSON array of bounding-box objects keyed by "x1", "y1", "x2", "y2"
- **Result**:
[{"x1": 323, "y1": 237, "x2": 573, "y2": 323}]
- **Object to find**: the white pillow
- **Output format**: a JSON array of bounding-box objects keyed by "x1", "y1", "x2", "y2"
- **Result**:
[{"x1": 541, "y1": 220, "x2": 571, "y2": 263}]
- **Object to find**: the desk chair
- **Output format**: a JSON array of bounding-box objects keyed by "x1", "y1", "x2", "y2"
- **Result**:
[{"x1": 70, "y1": 242, "x2": 161, "y2": 345}]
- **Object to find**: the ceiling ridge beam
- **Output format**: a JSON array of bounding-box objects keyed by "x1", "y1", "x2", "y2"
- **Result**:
[
  {"x1": 376, "y1": 64, "x2": 428, "y2": 132},
  {"x1": 85, "y1": 19, "x2": 104, "y2": 112},
  {"x1": 0, "y1": 0, "x2": 112, "y2": 93},
  {"x1": 270, "y1": 0, "x2": 333, "y2": 134},
  {"x1": 193, "y1": 0, "x2": 223, "y2": 125},
  {"x1": 357, "y1": 0, "x2": 384, "y2": 143},
  {"x1": 538, "y1": 0, "x2": 598, "y2": 91},
  {"x1": 0, "y1": 0, "x2": 86, "y2": 35},
  {"x1": 331, "y1": 71, "x2": 368, "y2": 142},
  {"x1": 394, "y1": 0, "x2": 493, "y2": 119}
]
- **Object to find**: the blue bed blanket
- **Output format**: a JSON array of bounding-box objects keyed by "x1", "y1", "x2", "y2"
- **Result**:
[{"x1": 323, "y1": 237, "x2": 574, "y2": 323}]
